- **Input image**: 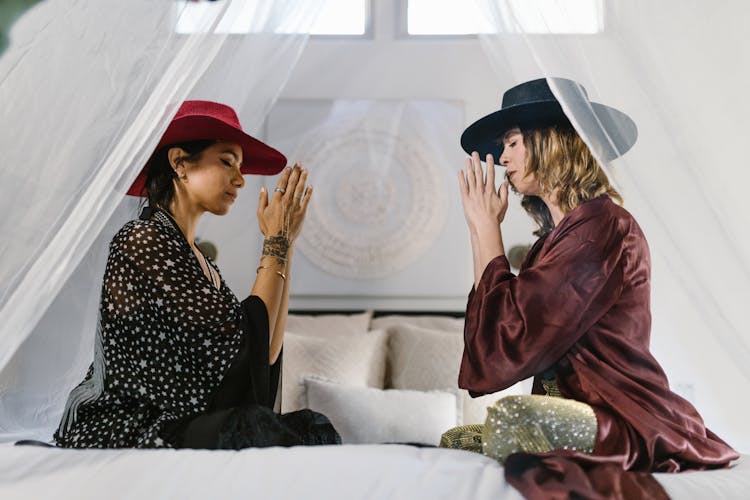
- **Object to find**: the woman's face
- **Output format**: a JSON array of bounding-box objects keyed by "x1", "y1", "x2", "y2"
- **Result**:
[
  {"x1": 499, "y1": 128, "x2": 540, "y2": 196},
  {"x1": 173, "y1": 141, "x2": 245, "y2": 215}
]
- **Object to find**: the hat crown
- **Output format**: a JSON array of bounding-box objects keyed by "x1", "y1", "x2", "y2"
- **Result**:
[
  {"x1": 174, "y1": 100, "x2": 243, "y2": 130},
  {"x1": 501, "y1": 77, "x2": 589, "y2": 109}
]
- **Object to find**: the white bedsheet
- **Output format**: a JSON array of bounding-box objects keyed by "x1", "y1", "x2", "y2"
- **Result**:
[
  {"x1": 0, "y1": 444, "x2": 746, "y2": 499},
  {"x1": 656, "y1": 455, "x2": 749, "y2": 499},
  {"x1": 0, "y1": 444, "x2": 520, "y2": 500}
]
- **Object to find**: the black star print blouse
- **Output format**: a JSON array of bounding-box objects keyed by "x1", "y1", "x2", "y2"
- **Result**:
[{"x1": 54, "y1": 209, "x2": 280, "y2": 448}]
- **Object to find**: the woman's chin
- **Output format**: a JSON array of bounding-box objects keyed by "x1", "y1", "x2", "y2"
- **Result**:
[{"x1": 208, "y1": 204, "x2": 232, "y2": 216}]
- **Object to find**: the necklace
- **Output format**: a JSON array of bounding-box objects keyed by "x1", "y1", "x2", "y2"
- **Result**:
[
  {"x1": 196, "y1": 247, "x2": 219, "y2": 289},
  {"x1": 190, "y1": 245, "x2": 219, "y2": 289}
]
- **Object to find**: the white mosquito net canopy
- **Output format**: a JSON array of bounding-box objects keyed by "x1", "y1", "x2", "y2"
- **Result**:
[
  {"x1": 0, "y1": 0, "x2": 748, "y2": 453},
  {"x1": 0, "y1": 0, "x2": 317, "y2": 441},
  {"x1": 474, "y1": 0, "x2": 750, "y2": 451}
]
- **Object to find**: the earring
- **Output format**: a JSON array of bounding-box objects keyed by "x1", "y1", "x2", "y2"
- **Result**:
[{"x1": 176, "y1": 158, "x2": 187, "y2": 181}]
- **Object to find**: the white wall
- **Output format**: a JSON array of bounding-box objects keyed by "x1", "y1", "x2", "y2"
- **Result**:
[{"x1": 199, "y1": 0, "x2": 537, "y2": 310}]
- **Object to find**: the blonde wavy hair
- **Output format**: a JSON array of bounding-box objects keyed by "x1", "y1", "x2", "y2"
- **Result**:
[{"x1": 514, "y1": 125, "x2": 622, "y2": 237}]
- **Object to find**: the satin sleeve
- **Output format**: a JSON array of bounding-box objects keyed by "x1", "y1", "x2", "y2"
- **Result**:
[{"x1": 459, "y1": 227, "x2": 625, "y2": 395}]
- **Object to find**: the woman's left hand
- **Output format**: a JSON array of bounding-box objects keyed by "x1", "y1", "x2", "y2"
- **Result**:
[
  {"x1": 285, "y1": 165, "x2": 312, "y2": 242},
  {"x1": 458, "y1": 152, "x2": 509, "y2": 236},
  {"x1": 257, "y1": 164, "x2": 313, "y2": 244}
]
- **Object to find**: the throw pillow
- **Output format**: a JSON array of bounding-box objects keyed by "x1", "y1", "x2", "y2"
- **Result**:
[
  {"x1": 387, "y1": 323, "x2": 520, "y2": 424},
  {"x1": 285, "y1": 310, "x2": 373, "y2": 337},
  {"x1": 282, "y1": 329, "x2": 387, "y2": 412},
  {"x1": 371, "y1": 314, "x2": 464, "y2": 333},
  {"x1": 304, "y1": 376, "x2": 458, "y2": 445}
]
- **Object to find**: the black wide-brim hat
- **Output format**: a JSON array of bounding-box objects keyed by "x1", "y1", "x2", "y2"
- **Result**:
[{"x1": 460, "y1": 78, "x2": 637, "y2": 163}]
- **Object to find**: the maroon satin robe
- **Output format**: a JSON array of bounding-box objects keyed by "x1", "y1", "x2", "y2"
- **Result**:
[{"x1": 459, "y1": 196, "x2": 738, "y2": 499}]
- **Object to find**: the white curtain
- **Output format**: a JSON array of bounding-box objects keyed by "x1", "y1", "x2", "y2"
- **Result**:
[
  {"x1": 0, "y1": 0, "x2": 317, "y2": 442},
  {"x1": 2, "y1": 0, "x2": 748, "y2": 455},
  {"x1": 475, "y1": 0, "x2": 750, "y2": 451}
]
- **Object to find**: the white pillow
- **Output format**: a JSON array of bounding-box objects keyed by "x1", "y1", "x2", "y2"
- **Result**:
[
  {"x1": 304, "y1": 376, "x2": 458, "y2": 445},
  {"x1": 387, "y1": 323, "x2": 464, "y2": 390},
  {"x1": 285, "y1": 310, "x2": 373, "y2": 337},
  {"x1": 371, "y1": 314, "x2": 464, "y2": 333},
  {"x1": 282, "y1": 330, "x2": 387, "y2": 412},
  {"x1": 387, "y1": 323, "x2": 512, "y2": 424}
]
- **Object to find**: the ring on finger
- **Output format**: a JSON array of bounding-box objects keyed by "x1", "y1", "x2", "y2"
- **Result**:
[{"x1": 274, "y1": 187, "x2": 286, "y2": 194}]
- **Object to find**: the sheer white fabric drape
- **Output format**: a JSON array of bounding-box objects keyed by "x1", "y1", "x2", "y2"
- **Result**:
[
  {"x1": 3, "y1": 0, "x2": 748, "y2": 454},
  {"x1": 0, "y1": 0, "x2": 316, "y2": 442},
  {"x1": 475, "y1": 0, "x2": 750, "y2": 451}
]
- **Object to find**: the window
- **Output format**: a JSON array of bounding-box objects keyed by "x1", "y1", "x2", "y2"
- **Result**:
[
  {"x1": 175, "y1": 0, "x2": 369, "y2": 36},
  {"x1": 301, "y1": 0, "x2": 368, "y2": 36},
  {"x1": 407, "y1": 0, "x2": 604, "y2": 36}
]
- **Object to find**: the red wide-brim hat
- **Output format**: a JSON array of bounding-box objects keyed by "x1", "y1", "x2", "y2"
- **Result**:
[{"x1": 127, "y1": 100, "x2": 287, "y2": 196}]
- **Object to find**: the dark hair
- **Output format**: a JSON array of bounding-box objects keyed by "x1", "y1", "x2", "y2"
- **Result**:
[
  {"x1": 521, "y1": 195, "x2": 556, "y2": 238},
  {"x1": 139, "y1": 140, "x2": 216, "y2": 214}
]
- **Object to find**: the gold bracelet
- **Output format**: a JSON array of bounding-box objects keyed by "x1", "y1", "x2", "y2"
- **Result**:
[{"x1": 257, "y1": 265, "x2": 286, "y2": 281}]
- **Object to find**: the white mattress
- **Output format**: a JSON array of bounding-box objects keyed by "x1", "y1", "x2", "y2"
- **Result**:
[
  {"x1": 0, "y1": 444, "x2": 746, "y2": 500},
  {"x1": 656, "y1": 455, "x2": 749, "y2": 499}
]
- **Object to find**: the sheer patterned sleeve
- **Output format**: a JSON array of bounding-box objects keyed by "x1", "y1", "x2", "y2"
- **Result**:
[
  {"x1": 101, "y1": 220, "x2": 243, "y2": 414},
  {"x1": 459, "y1": 218, "x2": 625, "y2": 396}
]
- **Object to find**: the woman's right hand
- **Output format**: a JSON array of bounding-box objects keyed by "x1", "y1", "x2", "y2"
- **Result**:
[
  {"x1": 256, "y1": 164, "x2": 312, "y2": 242},
  {"x1": 458, "y1": 152, "x2": 509, "y2": 236}
]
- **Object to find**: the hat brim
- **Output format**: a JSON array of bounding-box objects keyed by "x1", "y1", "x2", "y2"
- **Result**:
[
  {"x1": 460, "y1": 100, "x2": 637, "y2": 164},
  {"x1": 127, "y1": 115, "x2": 287, "y2": 197}
]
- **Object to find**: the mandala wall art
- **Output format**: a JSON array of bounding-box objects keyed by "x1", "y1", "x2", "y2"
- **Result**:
[{"x1": 265, "y1": 99, "x2": 472, "y2": 310}]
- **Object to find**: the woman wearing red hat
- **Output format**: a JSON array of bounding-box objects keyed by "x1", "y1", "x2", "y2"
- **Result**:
[
  {"x1": 54, "y1": 101, "x2": 340, "y2": 449},
  {"x1": 455, "y1": 78, "x2": 737, "y2": 498}
]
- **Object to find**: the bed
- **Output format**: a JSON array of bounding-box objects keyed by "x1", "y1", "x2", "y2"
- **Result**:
[
  {"x1": 2, "y1": 312, "x2": 746, "y2": 499},
  {"x1": 0, "y1": 444, "x2": 747, "y2": 499}
]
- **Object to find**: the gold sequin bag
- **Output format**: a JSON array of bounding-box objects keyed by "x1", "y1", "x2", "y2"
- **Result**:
[
  {"x1": 482, "y1": 395, "x2": 597, "y2": 463},
  {"x1": 439, "y1": 424, "x2": 484, "y2": 453}
]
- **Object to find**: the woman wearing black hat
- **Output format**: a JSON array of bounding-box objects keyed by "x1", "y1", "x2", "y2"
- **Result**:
[
  {"x1": 455, "y1": 78, "x2": 737, "y2": 497},
  {"x1": 54, "y1": 100, "x2": 340, "y2": 449}
]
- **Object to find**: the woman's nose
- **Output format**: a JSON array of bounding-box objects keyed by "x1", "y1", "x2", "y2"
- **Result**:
[
  {"x1": 233, "y1": 168, "x2": 245, "y2": 188},
  {"x1": 499, "y1": 149, "x2": 510, "y2": 166}
]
